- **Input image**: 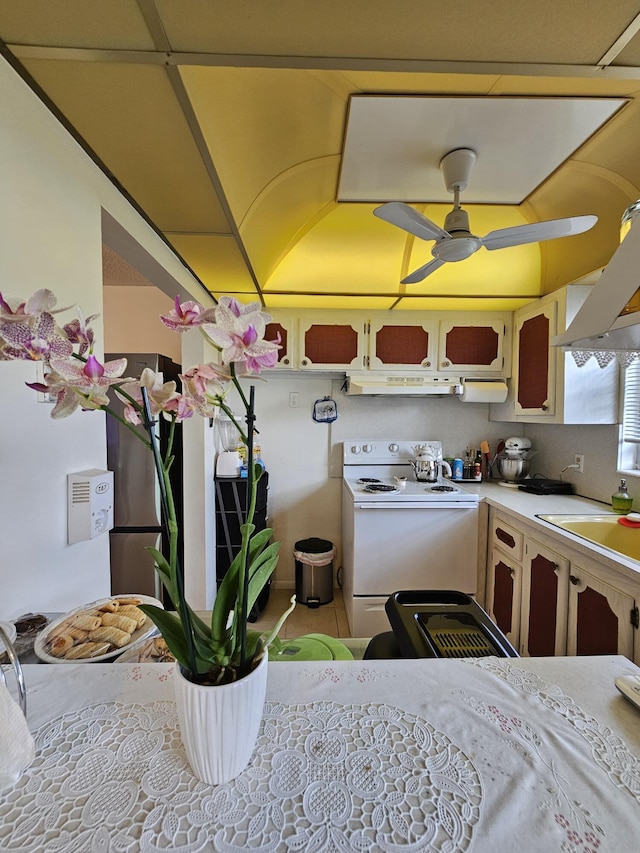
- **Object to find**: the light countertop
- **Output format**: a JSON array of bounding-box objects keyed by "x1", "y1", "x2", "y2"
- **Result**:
[{"x1": 459, "y1": 479, "x2": 640, "y2": 584}]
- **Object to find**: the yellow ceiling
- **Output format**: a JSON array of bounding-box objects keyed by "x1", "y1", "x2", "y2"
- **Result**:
[{"x1": 2, "y1": 1, "x2": 640, "y2": 310}]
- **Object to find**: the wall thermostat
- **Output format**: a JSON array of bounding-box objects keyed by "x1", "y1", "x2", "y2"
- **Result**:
[{"x1": 67, "y1": 469, "x2": 114, "y2": 544}]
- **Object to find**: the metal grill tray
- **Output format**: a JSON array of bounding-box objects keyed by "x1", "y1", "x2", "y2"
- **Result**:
[{"x1": 385, "y1": 591, "x2": 518, "y2": 659}]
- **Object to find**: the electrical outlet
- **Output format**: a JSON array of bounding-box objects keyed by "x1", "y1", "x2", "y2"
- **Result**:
[
  {"x1": 289, "y1": 392, "x2": 299, "y2": 408},
  {"x1": 574, "y1": 454, "x2": 585, "y2": 473}
]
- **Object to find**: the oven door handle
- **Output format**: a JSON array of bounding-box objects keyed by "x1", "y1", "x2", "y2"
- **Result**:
[{"x1": 353, "y1": 502, "x2": 478, "y2": 510}]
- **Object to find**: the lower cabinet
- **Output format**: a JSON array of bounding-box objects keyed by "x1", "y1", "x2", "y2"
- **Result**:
[
  {"x1": 567, "y1": 565, "x2": 636, "y2": 659},
  {"x1": 486, "y1": 510, "x2": 638, "y2": 661}
]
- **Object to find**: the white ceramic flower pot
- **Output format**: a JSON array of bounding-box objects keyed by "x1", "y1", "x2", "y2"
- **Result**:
[{"x1": 174, "y1": 653, "x2": 268, "y2": 785}]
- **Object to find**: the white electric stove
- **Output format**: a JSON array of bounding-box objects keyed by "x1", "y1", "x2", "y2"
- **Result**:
[{"x1": 341, "y1": 440, "x2": 480, "y2": 637}]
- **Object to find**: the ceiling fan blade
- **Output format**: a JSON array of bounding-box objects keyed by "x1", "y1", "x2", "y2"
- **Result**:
[
  {"x1": 482, "y1": 215, "x2": 598, "y2": 251},
  {"x1": 401, "y1": 257, "x2": 446, "y2": 284},
  {"x1": 374, "y1": 202, "x2": 450, "y2": 242}
]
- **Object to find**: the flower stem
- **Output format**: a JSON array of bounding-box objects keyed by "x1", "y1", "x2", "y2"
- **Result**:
[{"x1": 240, "y1": 385, "x2": 256, "y2": 669}]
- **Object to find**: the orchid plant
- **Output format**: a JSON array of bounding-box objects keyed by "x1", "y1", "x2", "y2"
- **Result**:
[{"x1": 0, "y1": 288, "x2": 294, "y2": 684}]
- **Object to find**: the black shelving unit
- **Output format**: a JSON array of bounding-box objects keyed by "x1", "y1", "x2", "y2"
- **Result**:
[{"x1": 215, "y1": 471, "x2": 271, "y2": 620}]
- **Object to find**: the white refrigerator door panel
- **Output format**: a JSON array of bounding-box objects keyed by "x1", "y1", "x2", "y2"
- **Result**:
[{"x1": 351, "y1": 505, "x2": 478, "y2": 595}]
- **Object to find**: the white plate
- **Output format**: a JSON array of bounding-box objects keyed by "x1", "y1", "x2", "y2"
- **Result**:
[
  {"x1": 0, "y1": 621, "x2": 17, "y2": 653},
  {"x1": 117, "y1": 630, "x2": 176, "y2": 663},
  {"x1": 34, "y1": 595, "x2": 162, "y2": 664}
]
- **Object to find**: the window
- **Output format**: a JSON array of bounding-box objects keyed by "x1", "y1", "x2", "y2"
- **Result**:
[{"x1": 619, "y1": 360, "x2": 640, "y2": 474}]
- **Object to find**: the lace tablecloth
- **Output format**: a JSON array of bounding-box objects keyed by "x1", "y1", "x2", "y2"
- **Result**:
[{"x1": 1, "y1": 656, "x2": 639, "y2": 852}]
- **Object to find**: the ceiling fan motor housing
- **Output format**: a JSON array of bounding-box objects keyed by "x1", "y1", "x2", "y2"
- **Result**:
[{"x1": 440, "y1": 148, "x2": 477, "y2": 193}]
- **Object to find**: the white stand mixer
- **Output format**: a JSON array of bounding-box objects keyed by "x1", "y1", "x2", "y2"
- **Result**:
[{"x1": 496, "y1": 436, "x2": 533, "y2": 487}]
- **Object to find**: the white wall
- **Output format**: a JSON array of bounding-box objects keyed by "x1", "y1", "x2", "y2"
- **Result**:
[{"x1": 0, "y1": 56, "x2": 206, "y2": 620}]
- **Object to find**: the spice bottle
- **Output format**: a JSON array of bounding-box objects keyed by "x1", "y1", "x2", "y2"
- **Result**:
[
  {"x1": 474, "y1": 449, "x2": 483, "y2": 481},
  {"x1": 612, "y1": 478, "x2": 633, "y2": 514}
]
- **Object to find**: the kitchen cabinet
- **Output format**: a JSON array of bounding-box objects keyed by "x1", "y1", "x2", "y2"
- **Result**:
[
  {"x1": 567, "y1": 564, "x2": 636, "y2": 658},
  {"x1": 437, "y1": 316, "x2": 507, "y2": 375},
  {"x1": 486, "y1": 517, "x2": 569, "y2": 656},
  {"x1": 486, "y1": 508, "x2": 639, "y2": 661},
  {"x1": 367, "y1": 316, "x2": 436, "y2": 370},
  {"x1": 266, "y1": 311, "x2": 365, "y2": 371},
  {"x1": 487, "y1": 546, "x2": 522, "y2": 651},
  {"x1": 519, "y1": 539, "x2": 569, "y2": 656},
  {"x1": 267, "y1": 309, "x2": 510, "y2": 377},
  {"x1": 486, "y1": 514, "x2": 523, "y2": 649},
  {"x1": 490, "y1": 284, "x2": 618, "y2": 423}
]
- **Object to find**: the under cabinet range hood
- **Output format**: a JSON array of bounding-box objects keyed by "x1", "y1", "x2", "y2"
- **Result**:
[
  {"x1": 345, "y1": 374, "x2": 463, "y2": 397},
  {"x1": 553, "y1": 217, "x2": 640, "y2": 353}
]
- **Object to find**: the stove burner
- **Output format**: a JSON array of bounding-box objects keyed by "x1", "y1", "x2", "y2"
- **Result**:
[
  {"x1": 363, "y1": 483, "x2": 398, "y2": 493},
  {"x1": 358, "y1": 477, "x2": 382, "y2": 484},
  {"x1": 429, "y1": 485, "x2": 456, "y2": 493}
]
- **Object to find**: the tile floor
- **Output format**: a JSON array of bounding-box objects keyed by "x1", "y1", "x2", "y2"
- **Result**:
[{"x1": 251, "y1": 586, "x2": 351, "y2": 639}]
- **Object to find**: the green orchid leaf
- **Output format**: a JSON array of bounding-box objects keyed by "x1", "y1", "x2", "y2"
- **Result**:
[
  {"x1": 246, "y1": 543, "x2": 280, "y2": 612},
  {"x1": 137, "y1": 604, "x2": 193, "y2": 670},
  {"x1": 210, "y1": 523, "x2": 273, "y2": 642},
  {"x1": 260, "y1": 594, "x2": 297, "y2": 649}
]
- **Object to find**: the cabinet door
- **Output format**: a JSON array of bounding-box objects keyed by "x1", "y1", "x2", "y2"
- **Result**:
[
  {"x1": 487, "y1": 547, "x2": 522, "y2": 650},
  {"x1": 514, "y1": 301, "x2": 557, "y2": 416},
  {"x1": 298, "y1": 316, "x2": 365, "y2": 370},
  {"x1": 567, "y1": 566, "x2": 635, "y2": 659},
  {"x1": 520, "y1": 540, "x2": 569, "y2": 657},
  {"x1": 265, "y1": 316, "x2": 296, "y2": 369},
  {"x1": 438, "y1": 318, "x2": 505, "y2": 374},
  {"x1": 367, "y1": 318, "x2": 436, "y2": 370}
]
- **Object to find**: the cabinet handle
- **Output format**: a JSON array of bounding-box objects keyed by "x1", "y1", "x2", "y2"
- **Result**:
[
  {"x1": 569, "y1": 574, "x2": 580, "y2": 585},
  {"x1": 441, "y1": 360, "x2": 451, "y2": 368},
  {"x1": 422, "y1": 360, "x2": 431, "y2": 368},
  {"x1": 541, "y1": 402, "x2": 549, "y2": 412},
  {"x1": 301, "y1": 358, "x2": 308, "y2": 366},
  {"x1": 508, "y1": 568, "x2": 515, "y2": 577},
  {"x1": 551, "y1": 562, "x2": 559, "y2": 574},
  {"x1": 282, "y1": 357, "x2": 290, "y2": 365}
]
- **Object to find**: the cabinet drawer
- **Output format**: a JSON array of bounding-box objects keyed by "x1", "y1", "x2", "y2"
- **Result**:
[{"x1": 491, "y1": 517, "x2": 524, "y2": 561}]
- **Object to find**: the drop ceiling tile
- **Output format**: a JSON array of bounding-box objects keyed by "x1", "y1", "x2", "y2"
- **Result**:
[
  {"x1": 21, "y1": 59, "x2": 232, "y2": 234},
  {"x1": 0, "y1": 0, "x2": 155, "y2": 49},
  {"x1": 339, "y1": 95, "x2": 627, "y2": 203}
]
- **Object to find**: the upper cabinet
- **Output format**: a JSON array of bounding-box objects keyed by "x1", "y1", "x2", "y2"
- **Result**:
[
  {"x1": 367, "y1": 317, "x2": 435, "y2": 370},
  {"x1": 437, "y1": 317, "x2": 506, "y2": 375},
  {"x1": 266, "y1": 311, "x2": 366, "y2": 371},
  {"x1": 490, "y1": 284, "x2": 618, "y2": 424},
  {"x1": 266, "y1": 309, "x2": 510, "y2": 376}
]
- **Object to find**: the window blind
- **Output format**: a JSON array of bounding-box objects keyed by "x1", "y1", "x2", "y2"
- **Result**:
[{"x1": 623, "y1": 361, "x2": 640, "y2": 443}]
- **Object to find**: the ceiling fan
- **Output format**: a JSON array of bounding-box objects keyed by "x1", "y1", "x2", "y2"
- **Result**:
[{"x1": 373, "y1": 148, "x2": 598, "y2": 284}]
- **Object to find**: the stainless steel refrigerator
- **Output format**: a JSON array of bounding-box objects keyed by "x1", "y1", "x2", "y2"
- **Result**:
[{"x1": 105, "y1": 353, "x2": 183, "y2": 600}]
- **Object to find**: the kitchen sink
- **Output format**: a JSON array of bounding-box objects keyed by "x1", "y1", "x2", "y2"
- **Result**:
[{"x1": 536, "y1": 514, "x2": 640, "y2": 562}]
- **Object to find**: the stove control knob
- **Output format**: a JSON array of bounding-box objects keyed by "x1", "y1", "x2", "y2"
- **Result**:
[
  {"x1": 350, "y1": 445, "x2": 361, "y2": 454},
  {"x1": 362, "y1": 444, "x2": 373, "y2": 453},
  {"x1": 389, "y1": 443, "x2": 399, "y2": 453}
]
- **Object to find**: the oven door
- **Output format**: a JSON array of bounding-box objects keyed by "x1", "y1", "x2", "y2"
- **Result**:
[{"x1": 351, "y1": 500, "x2": 478, "y2": 594}]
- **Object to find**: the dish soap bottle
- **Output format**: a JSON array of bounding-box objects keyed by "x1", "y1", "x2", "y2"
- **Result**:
[{"x1": 612, "y1": 478, "x2": 633, "y2": 514}]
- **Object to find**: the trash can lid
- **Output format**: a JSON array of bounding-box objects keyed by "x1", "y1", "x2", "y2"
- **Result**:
[{"x1": 294, "y1": 537, "x2": 333, "y2": 553}]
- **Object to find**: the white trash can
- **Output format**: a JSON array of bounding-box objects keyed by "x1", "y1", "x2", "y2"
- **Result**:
[{"x1": 294, "y1": 537, "x2": 335, "y2": 607}]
